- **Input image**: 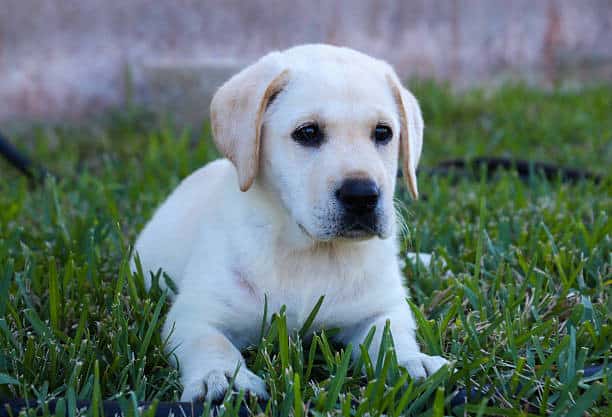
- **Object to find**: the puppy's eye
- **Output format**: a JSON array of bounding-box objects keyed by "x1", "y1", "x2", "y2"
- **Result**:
[
  {"x1": 373, "y1": 124, "x2": 393, "y2": 145},
  {"x1": 292, "y1": 123, "x2": 324, "y2": 147}
]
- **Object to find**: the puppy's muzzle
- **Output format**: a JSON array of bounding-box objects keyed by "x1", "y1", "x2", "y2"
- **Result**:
[{"x1": 336, "y1": 178, "x2": 380, "y2": 236}]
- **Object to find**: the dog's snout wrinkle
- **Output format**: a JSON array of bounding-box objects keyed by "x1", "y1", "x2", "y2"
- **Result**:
[{"x1": 336, "y1": 178, "x2": 380, "y2": 214}]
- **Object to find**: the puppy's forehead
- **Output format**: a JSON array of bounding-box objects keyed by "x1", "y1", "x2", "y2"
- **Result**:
[
  {"x1": 274, "y1": 47, "x2": 396, "y2": 123},
  {"x1": 294, "y1": 66, "x2": 389, "y2": 99}
]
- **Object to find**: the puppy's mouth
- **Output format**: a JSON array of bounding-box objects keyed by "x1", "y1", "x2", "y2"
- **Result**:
[
  {"x1": 298, "y1": 219, "x2": 379, "y2": 241},
  {"x1": 300, "y1": 210, "x2": 386, "y2": 241},
  {"x1": 339, "y1": 223, "x2": 379, "y2": 239},
  {"x1": 337, "y1": 213, "x2": 382, "y2": 239}
]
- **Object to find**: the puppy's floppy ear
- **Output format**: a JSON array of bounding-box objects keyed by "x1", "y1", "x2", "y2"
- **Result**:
[
  {"x1": 386, "y1": 74, "x2": 424, "y2": 200},
  {"x1": 210, "y1": 52, "x2": 289, "y2": 191}
]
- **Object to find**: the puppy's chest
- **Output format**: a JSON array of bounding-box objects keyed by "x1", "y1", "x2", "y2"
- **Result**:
[{"x1": 228, "y1": 248, "x2": 394, "y2": 332}]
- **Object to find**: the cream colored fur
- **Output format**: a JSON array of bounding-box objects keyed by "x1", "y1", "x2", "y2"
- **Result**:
[{"x1": 132, "y1": 44, "x2": 447, "y2": 402}]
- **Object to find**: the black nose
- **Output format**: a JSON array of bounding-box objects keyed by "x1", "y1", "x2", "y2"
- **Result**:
[{"x1": 336, "y1": 179, "x2": 380, "y2": 214}]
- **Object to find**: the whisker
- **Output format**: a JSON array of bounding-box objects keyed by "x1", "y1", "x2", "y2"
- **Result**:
[{"x1": 393, "y1": 197, "x2": 414, "y2": 242}]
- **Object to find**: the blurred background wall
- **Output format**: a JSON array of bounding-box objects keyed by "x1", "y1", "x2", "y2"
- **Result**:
[{"x1": 1, "y1": 0, "x2": 611, "y2": 124}]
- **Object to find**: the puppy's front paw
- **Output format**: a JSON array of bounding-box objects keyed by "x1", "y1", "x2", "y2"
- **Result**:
[
  {"x1": 400, "y1": 354, "x2": 448, "y2": 380},
  {"x1": 180, "y1": 366, "x2": 269, "y2": 403}
]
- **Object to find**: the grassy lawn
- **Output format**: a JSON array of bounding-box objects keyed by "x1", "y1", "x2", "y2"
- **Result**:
[{"x1": 0, "y1": 82, "x2": 610, "y2": 416}]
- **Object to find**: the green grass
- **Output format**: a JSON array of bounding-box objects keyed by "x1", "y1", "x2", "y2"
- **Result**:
[{"x1": 0, "y1": 82, "x2": 610, "y2": 416}]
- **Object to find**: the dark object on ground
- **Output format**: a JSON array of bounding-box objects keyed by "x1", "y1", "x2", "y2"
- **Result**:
[{"x1": 428, "y1": 157, "x2": 603, "y2": 183}]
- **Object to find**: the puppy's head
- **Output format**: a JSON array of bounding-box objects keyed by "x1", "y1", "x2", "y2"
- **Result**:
[{"x1": 211, "y1": 44, "x2": 423, "y2": 241}]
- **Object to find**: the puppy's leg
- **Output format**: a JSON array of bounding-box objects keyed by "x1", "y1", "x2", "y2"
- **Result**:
[
  {"x1": 168, "y1": 323, "x2": 268, "y2": 402},
  {"x1": 341, "y1": 305, "x2": 448, "y2": 380}
]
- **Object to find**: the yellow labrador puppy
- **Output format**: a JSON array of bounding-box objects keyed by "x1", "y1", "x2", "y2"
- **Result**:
[{"x1": 132, "y1": 44, "x2": 447, "y2": 402}]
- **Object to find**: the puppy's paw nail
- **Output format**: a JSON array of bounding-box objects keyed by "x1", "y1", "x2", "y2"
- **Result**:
[{"x1": 401, "y1": 354, "x2": 448, "y2": 380}]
